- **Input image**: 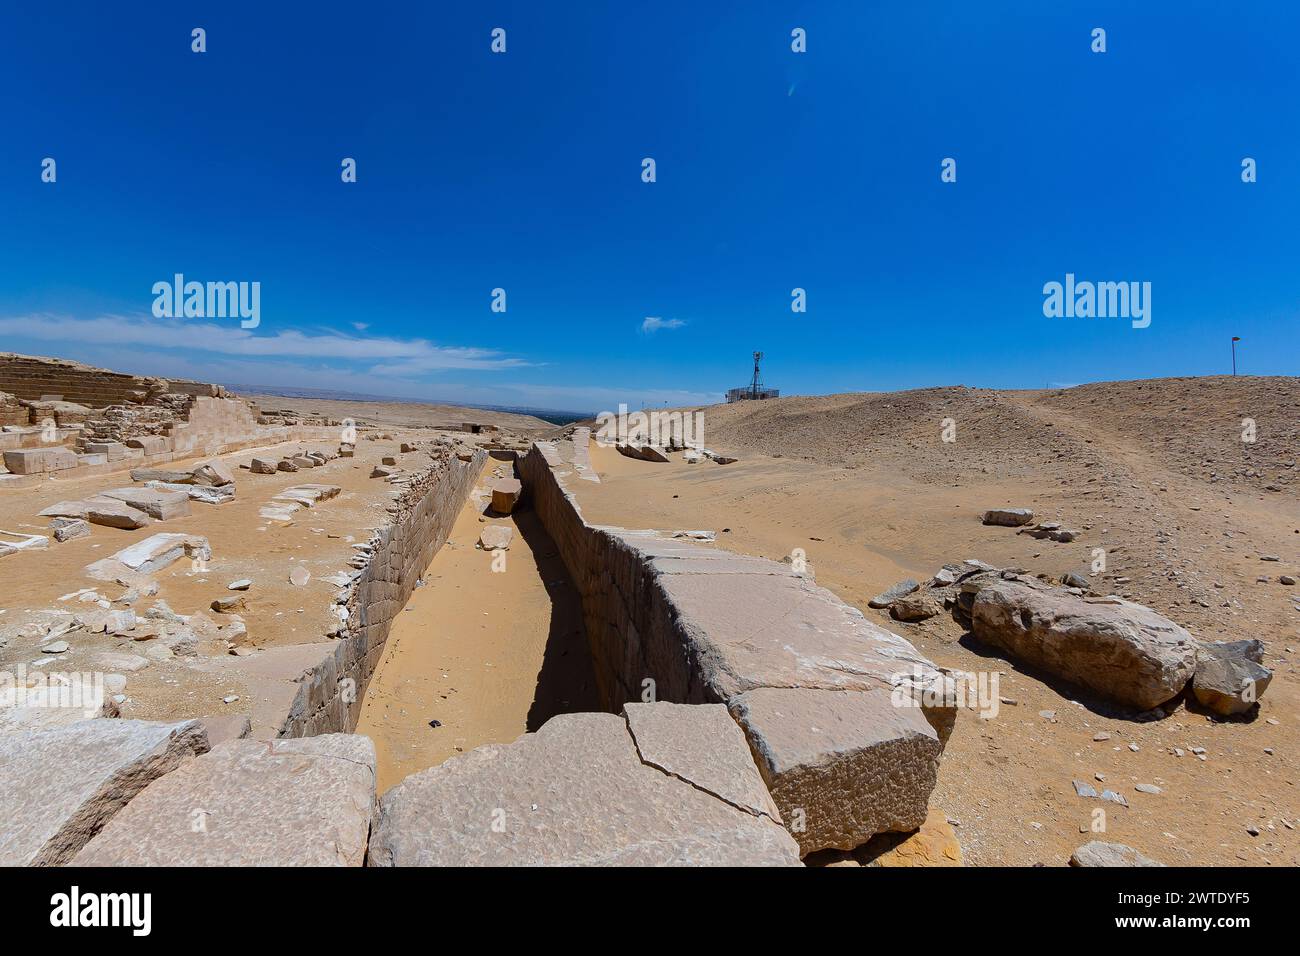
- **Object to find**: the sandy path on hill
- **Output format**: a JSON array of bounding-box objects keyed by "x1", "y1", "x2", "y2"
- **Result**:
[{"x1": 355, "y1": 461, "x2": 597, "y2": 793}]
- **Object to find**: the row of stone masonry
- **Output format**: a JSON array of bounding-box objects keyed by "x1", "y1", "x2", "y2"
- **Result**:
[
  {"x1": 0, "y1": 353, "x2": 228, "y2": 409},
  {"x1": 0, "y1": 438, "x2": 800, "y2": 866},
  {"x1": 1, "y1": 433, "x2": 954, "y2": 865},
  {"x1": 517, "y1": 430, "x2": 956, "y2": 856}
]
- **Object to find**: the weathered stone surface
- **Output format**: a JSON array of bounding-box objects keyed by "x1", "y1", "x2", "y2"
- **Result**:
[
  {"x1": 85, "y1": 532, "x2": 212, "y2": 580},
  {"x1": 99, "y1": 486, "x2": 192, "y2": 521},
  {"x1": 982, "y1": 507, "x2": 1034, "y2": 527},
  {"x1": 250, "y1": 457, "x2": 278, "y2": 475},
  {"x1": 38, "y1": 500, "x2": 90, "y2": 519},
  {"x1": 3, "y1": 447, "x2": 78, "y2": 474},
  {"x1": 125, "y1": 435, "x2": 169, "y2": 455},
  {"x1": 891, "y1": 592, "x2": 941, "y2": 622},
  {"x1": 50, "y1": 517, "x2": 90, "y2": 542},
  {"x1": 275, "y1": 483, "x2": 340, "y2": 507},
  {"x1": 197, "y1": 714, "x2": 252, "y2": 746},
  {"x1": 0, "y1": 719, "x2": 208, "y2": 866},
  {"x1": 623, "y1": 701, "x2": 780, "y2": 821},
  {"x1": 857, "y1": 807, "x2": 963, "y2": 866},
  {"x1": 1197, "y1": 639, "x2": 1265, "y2": 667},
  {"x1": 73, "y1": 735, "x2": 375, "y2": 866},
  {"x1": 869, "y1": 578, "x2": 919, "y2": 608},
  {"x1": 1192, "y1": 656, "x2": 1272, "y2": 716},
  {"x1": 369, "y1": 712, "x2": 800, "y2": 866},
  {"x1": 479, "y1": 525, "x2": 514, "y2": 550},
  {"x1": 728, "y1": 687, "x2": 941, "y2": 855},
  {"x1": 490, "y1": 477, "x2": 522, "y2": 514},
  {"x1": 191, "y1": 458, "x2": 236, "y2": 486},
  {"x1": 655, "y1": 568, "x2": 953, "y2": 739},
  {"x1": 277, "y1": 459, "x2": 299, "y2": 472},
  {"x1": 1069, "y1": 840, "x2": 1165, "y2": 867},
  {"x1": 85, "y1": 499, "x2": 152, "y2": 530},
  {"x1": 972, "y1": 581, "x2": 1197, "y2": 709},
  {"x1": 130, "y1": 468, "x2": 194, "y2": 484},
  {"x1": 82, "y1": 440, "x2": 128, "y2": 460}
]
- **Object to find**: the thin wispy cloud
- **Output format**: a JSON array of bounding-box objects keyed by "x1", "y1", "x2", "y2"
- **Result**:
[
  {"x1": 0, "y1": 314, "x2": 532, "y2": 373},
  {"x1": 641, "y1": 316, "x2": 686, "y2": 334}
]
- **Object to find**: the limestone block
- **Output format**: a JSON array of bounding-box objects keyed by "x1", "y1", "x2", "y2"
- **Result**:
[
  {"x1": 729, "y1": 687, "x2": 941, "y2": 854},
  {"x1": 0, "y1": 719, "x2": 209, "y2": 866},
  {"x1": 72, "y1": 735, "x2": 376, "y2": 866},
  {"x1": 369, "y1": 712, "x2": 800, "y2": 866}
]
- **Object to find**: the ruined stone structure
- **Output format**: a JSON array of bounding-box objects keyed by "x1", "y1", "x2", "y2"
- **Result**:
[
  {"x1": 278, "y1": 444, "x2": 487, "y2": 737},
  {"x1": 516, "y1": 429, "x2": 955, "y2": 854},
  {"x1": 0, "y1": 354, "x2": 339, "y2": 485},
  {"x1": 0, "y1": 353, "x2": 170, "y2": 407}
]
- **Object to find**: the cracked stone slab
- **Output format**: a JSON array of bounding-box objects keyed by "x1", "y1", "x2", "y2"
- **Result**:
[
  {"x1": 72, "y1": 734, "x2": 376, "y2": 866},
  {"x1": 728, "y1": 687, "x2": 942, "y2": 855},
  {"x1": 0, "y1": 719, "x2": 209, "y2": 866},
  {"x1": 369, "y1": 712, "x2": 800, "y2": 866},
  {"x1": 623, "y1": 701, "x2": 780, "y2": 822}
]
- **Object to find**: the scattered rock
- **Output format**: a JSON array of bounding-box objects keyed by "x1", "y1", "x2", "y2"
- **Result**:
[
  {"x1": 982, "y1": 508, "x2": 1034, "y2": 527},
  {"x1": 868, "y1": 578, "x2": 920, "y2": 609},
  {"x1": 478, "y1": 526, "x2": 514, "y2": 551},
  {"x1": 1070, "y1": 841, "x2": 1164, "y2": 867}
]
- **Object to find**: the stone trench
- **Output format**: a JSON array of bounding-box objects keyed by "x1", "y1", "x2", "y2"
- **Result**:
[{"x1": 1, "y1": 429, "x2": 956, "y2": 867}]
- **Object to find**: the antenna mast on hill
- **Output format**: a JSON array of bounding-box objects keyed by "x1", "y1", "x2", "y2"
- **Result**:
[{"x1": 726, "y1": 352, "x2": 779, "y2": 403}]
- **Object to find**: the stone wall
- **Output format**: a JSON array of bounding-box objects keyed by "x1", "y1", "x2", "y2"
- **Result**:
[
  {"x1": 519, "y1": 431, "x2": 957, "y2": 854},
  {"x1": 278, "y1": 446, "x2": 487, "y2": 737},
  {"x1": 0, "y1": 353, "x2": 166, "y2": 407}
]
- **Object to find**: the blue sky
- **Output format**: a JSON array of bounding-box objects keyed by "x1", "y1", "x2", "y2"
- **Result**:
[{"x1": 2, "y1": 2, "x2": 1296, "y2": 413}]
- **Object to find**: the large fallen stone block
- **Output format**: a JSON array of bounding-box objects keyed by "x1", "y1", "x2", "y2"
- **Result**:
[
  {"x1": 72, "y1": 735, "x2": 376, "y2": 866},
  {"x1": 85, "y1": 532, "x2": 212, "y2": 580},
  {"x1": 971, "y1": 581, "x2": 1198, "y2": 710},
  {"x1": 85, "y1": 499, "x2": 152, "y2": 530},
  {"x1": 275, "y1": 483, "x2": 341, "y2": 507},
  {"x1": 1192, "y1": 654, "x2": 1272, "y2": 716},
  {"x1": 147, "y1": 479, "x2": 236, "y2": 504},
  {"x1": 3, "y1": 447, "x2": 78, "y2": 474},
  {"x1": 728, "y1": 687, "x2": 941, "y2": 854},
  {"x1": 191, "y1": 459, "x2": 235, "y2": 487},
  {"x1": 981, "y1": 507, "x2": 1034, "y2": 527},
  {"x1": 50, "y1": 517, "x2": 90, "y2": 542},
  {"x1": 369, "y1": 711, "x2": 800, "y2": 866},
  {"x1": 99, "y1": 486, "x2": 192, "y2": 521},
  {"x1": 130, "y1": 467, "x2": 194, "y2": 484},
  {"x1": 490, "y1": 477, "x2": 521, "y2": 514},
  {"x1": 0, "y1": 719, "x2": 209, "y2": 866},
  {"x1": 250, "y1": 457, "x2": 278, "y2": 475}
]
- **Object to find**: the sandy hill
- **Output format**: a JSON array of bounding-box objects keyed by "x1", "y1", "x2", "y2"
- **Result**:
[{"x1": 692, "y1": 376, "x2": 1299, "y2": 494}]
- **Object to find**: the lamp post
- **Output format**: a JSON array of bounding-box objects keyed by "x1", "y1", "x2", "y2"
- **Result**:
[{"x1": 1231, "y1": 336, "x2": 1241, "y2": 376}]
